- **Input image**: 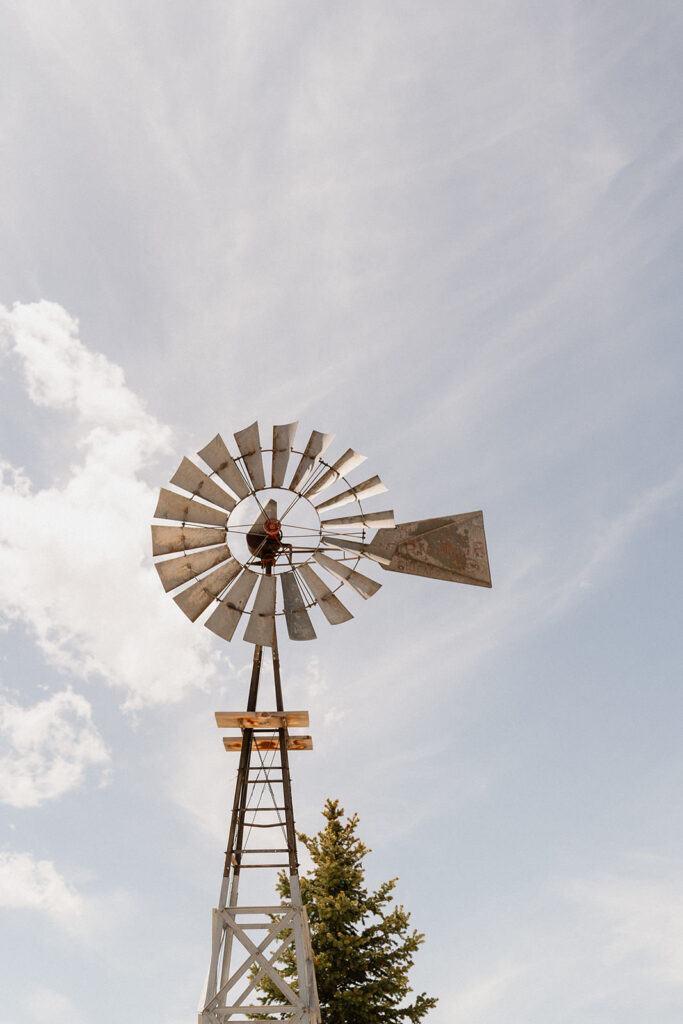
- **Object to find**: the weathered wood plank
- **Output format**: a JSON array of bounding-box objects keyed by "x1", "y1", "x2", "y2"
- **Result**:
[
  {"x1": 222, "y1": 735, "x2": 313, "y2": 752},
  {"x1": 215, "y1": 711, "x2": 309, "y2": 729}
]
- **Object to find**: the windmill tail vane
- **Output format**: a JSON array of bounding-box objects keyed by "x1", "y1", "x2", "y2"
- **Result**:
[{"x1": 150, "y1": 420, "x2": 492, "y2": 1021}]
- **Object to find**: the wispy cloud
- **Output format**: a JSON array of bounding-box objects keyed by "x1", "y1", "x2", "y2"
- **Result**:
[
  {"x1": 0, "y1": 846, "x2": 134, "y2": 943},
  {"x1": 0, "y1": 685, "x2": 109, "y2": 807},
  {"x1": 0, "y1": 301, "x2": 227, "y2": 708},
  {"x1": 572, "y1": 469, "x2": 683, "y2": 591},
  {"x1": 0, "y1": 850, "x2": 84, "y2": 923}
]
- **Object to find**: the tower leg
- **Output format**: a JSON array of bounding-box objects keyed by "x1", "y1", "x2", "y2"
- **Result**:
[{"x1": 199, "y1": 641, "x2": 320, "y2": 1023}]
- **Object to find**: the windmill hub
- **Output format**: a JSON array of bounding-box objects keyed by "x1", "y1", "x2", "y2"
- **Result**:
[
  {"x1": 246, "y1": 517, "x2": 282, "y2": 563},
  {"x1": 263, "y1": 517, "x2": 281, "y2": 537},
  {"x1": 228, "y1": 487, "x2": 322, "y2": 575}
]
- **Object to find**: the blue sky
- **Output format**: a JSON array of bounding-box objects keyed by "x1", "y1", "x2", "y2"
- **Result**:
[{"x1": 0, "y1": 3, "x2": 682, "y2": 1022}]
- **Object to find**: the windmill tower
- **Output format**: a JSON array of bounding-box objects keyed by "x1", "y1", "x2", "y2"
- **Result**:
[{"x1": 151, "y1": 421, "x2": 491, "y2": 1022}]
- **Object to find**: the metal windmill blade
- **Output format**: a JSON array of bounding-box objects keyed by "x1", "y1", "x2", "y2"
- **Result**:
[
  {"x1": 272, "y1": 422, "x2": 298, "y2": 487},
  {"x1": 303, "y1": 448, "x2": 366, "y2": 500},
  {"x1": 155, "y1": 545, "x2": 232, "y2": 592},
  {"x1": 320, "y1": 510, "x2": 395, "y2": 530},
  {"x1": 281, "y1": 571, "x2": 317, "y2": 641},
  {"x1": 314, "y1": 474, "x2": 387, "y2": 513},
  {"x1": 289, "y1": 430, "x2": 335, "y2": 492},
  {"x1": 151, "y1": 524, "x2": 226, "y2": 556},
  {"x1": 197, "y1": 433, "x2": 250, "y2": 499},
  {"x1": 174, "y1": 559, "x2": 243, "y2": 621},
  {"x1": 154, "y1": 488, "x2": 228, "y2": 528},
  {"x1": 297, "y1": 563, "x2": 354, "y2": 624},
  {"x1": 170, "y1": 457, "x2": 237, "y2": 512},
  {"x1": 321, "y1": 534, "x2": 390, "y2": 564},
  {"x1": 205, "y1": 569, "x2": 258, "y2": 642},
  {"x1": 243, "y1": 573, "x2": 277, "y2": 646},
  {"x1": 313, "y1": 551, "x2": 382, "y2": 600},
  {"x1": 234, "y1": 421, "x2": 266, "y2": 490}
]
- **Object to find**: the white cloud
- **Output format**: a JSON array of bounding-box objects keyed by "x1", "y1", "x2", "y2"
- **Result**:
[
  {"x1": 7, "y1": 301, "x2": 155, "y2": 436},
  {"x1": 0, "y1": 301, "x2": 225, "y2": 708},
  {"x1": 0, "y1": 847, "x2": 133, "y2": 942},
  {"x1": 0, "y1": 850, "x2": 84, "y2": 922},
  {"x1": 0, "y1": 686, "x2": 109, "y2": 807}
]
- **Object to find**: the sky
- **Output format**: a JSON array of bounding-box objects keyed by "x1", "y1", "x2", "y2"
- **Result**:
[{"x1": 0, "y1": 1, "x2": 682, "y2": 1022}]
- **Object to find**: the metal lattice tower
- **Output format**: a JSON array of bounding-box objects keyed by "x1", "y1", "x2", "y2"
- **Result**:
[
  {"x1": 201, "y1": 635, "x2": 319, "y2": 1022},
  {"x1": 151, "y1": 421, "x2": 491, "y2": 1021}
]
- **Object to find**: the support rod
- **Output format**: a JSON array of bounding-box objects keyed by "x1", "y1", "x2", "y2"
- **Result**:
[{"x1": 272, "y1": 627, "x2": 300, "y2": 878}]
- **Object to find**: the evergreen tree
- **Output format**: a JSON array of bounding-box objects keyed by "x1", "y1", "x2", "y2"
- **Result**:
[{"x1": 259, "y1": 798, "x2": 437, "y2": 1022}]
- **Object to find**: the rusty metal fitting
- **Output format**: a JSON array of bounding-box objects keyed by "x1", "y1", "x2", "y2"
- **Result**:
[{"x1": 264, "y1": 518, "x2": 281, "y2": 538}]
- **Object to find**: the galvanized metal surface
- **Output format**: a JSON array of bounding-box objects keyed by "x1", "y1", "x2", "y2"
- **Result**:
[
  {"x1": 303, "y1": 447, "x2": 366, "y2": 500},
  {"x1": 205, "y1": 570, "x2": 258, "y2": 642},
  {"x1": 151, "y1": 524, "x2": 226, "y2": 556},
  {"x1": 369, "y1": 510, "x2": 492, "y2": 587},
  {"x1": 173, "y1": 559, "x2": 242, "y2": 621},
  {"x1": 320, "y1": 509, "x2": 395, "y2": 530},
  {"x1": 197, "y1": 434, "x2": 251, "y2": 500},
  {"x1": 155, "y1": 545, "x2": 231, "y2": 592},
  {"x1": 281, "y1": 572, "x2": 317, "y2": 641},
  {"x1": 170, "y1": 457, "x2": 237, "y2": 512},
  {"x1": 321, "y1": 534, "x2": 391, "y2": 565},
  {"x1": 234, "y1": 421, "x2": 266, "y2": 491},
  {"x1": 315, "y1": 474, "x2": 387, "y2": 513},
  {"x1": 313, "y1": 550, "x2": 382, "y2": 600},
  {"x1": 243, "y1": 574, "x2": 276, "y2": 646},
  {"x1": 154, "y1": 487, "x2": 227, "y2": 528},
  {"x1": 271, "y1": 422, "x2": 298, "y2": 488},
  {"x1": 289, "y1": 430, "x2": 335, "y2": 492},
  {"x1": 297, "y1": 563, "x2": 354, "y2": 624}
]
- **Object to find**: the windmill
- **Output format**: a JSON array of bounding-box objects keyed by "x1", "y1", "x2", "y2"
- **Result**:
[{"x1": 152, "y1": 420, "x2": 491, "y2": 1023}]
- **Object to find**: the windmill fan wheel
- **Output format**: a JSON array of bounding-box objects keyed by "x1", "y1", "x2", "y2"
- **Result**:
[{"x1": 151, "y1": 421, "x2": 392, "y2": 646}]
